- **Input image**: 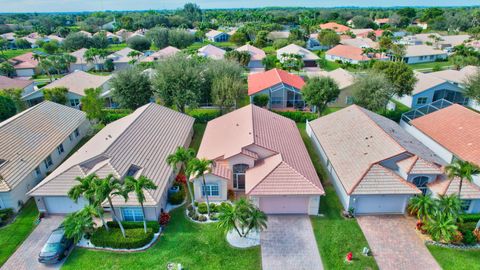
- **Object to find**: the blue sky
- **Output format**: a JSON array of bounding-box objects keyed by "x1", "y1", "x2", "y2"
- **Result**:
[{"x1": 1, "y1": 0, "x2": 479, "y2": 13}]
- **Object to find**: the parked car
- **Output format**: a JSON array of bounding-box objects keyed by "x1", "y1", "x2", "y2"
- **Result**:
[{"x1": 38, "y1": 226, "x2": 73, "y2": 264}]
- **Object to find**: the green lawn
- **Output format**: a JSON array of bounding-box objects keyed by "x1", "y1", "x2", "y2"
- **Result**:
[
  {"x1": 0, "y1": 199, "x2": 39, "y2": 267},
  {"x1": 427, "y1": 245, "x2": 480, "y2": 270},
  {"x1": 191, "y1": 123, "x2": 207, "y2": 152},
  {"x1": 408, "y1": 60, "x2": 453, "y2": 71},
  {"x1": 108, "y1": 43, "x2": 128, "y2": 52},
  {"x1": 297, "y1": 123, "x2": 378, "y2": 270},
  {"x1": 2, "y1": 49, "x2": 33, "y2": 59}
]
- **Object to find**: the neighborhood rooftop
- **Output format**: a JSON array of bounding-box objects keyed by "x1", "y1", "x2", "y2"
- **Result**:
[
  {"x1": 248, "y1": 68, "x2": 305, "y2": 95},
  {"x1": 34, "y1": 70, "x2": 111, "y2": 97}
]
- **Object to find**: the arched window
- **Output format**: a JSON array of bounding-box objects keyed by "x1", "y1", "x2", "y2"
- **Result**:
[
  {"x1": 412, "y1": 176, "x2": 429, "y2": 195},
  {"x1": 233, "y1": 164, "x2": 249, "y2": 189}
]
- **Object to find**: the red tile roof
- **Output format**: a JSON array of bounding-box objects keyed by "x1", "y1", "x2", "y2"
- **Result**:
[
  {"x1": 9, "y1": 52, "x2": 38, "y2": 69},
  {"x1": 411, "y1": 104, "x2": 480, "y2": 166},
  {"x1": 247, "y1": 68, "x2": 305, "y2": 95},
  {"x1": 0, "y1": 76, "x2": 33, "y2": 90},
  {"x1": 319, "y1": 22, "x2": 350, "y2": 32},
  {"x1": 326, "y1": 44, "x2": 386, "y2": 61}
]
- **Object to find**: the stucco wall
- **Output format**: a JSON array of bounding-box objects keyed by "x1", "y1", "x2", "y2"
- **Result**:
[{"x1": 193, "y1": 175, "x2": 228, "y2": 202}]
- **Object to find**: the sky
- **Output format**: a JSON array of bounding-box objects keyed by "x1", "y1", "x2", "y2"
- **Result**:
[{"x1": 1, "y1": 0, "x2": 479, "y2": 13}]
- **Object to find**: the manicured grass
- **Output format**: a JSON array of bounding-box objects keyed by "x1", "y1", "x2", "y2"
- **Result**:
[
  {"x1": 191, "y1": 123, "x2": 206, "y2": 152},
  {"x1": 108, "y1": 43, "x2": 127, "y2": 52},
  {"x1": 62, "y1": 200, "x2": 260, "y2": 270},
  {"x1": 2, "y1": 49, "x2": 33, "y2": 59},
  {"x1": 427, "y1": 245, "x2": 480, "y2": 270},
  {"x1": 297, "y1": 123, "x2": 378, "y2": 270},
  {"x1": 408, "y1": 60, "x2": 453, "y2": 71},
  {"x1": 0, "y1": 199, "x2": 39, "y2": 267}
]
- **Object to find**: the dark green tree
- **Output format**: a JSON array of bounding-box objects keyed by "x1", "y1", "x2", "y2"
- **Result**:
[
  {"x1": 302, "y1": 76, "x2": 340, "y2": 116},
  {"x1": 111, "y1": 67, "x2": 152, "y2": 109}
]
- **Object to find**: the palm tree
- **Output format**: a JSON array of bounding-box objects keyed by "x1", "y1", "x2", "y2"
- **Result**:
[
  {"x1": 217, "y1": 203, "x2": 242, "y2": 237},
  {"x1": 217, "y1": 198, "x2": 268, "y2": 238},
  {"x1": 445, "y1": 160, "x2": 480, "y2": 198},
  {"x1": 63, "y1": 205, "x2": 96, "y2": 243},
  {"x1": 125, "y1": 175, "x2": 157, "y2": 233},
  {"x1": 33, "y1": 53, "x2": 54, "y2": 82},
  {"x1": 437, "y1": 194, "x2": 462, "y2": 219},
  {"x1": 408, "y1": 194, "x2": 435, "y2": 222},
  {"x1": 244, "y1": 207, "x2": 268, "y2": 237},
  {"x1": 188, "y1": 158, "x2": 213, "y2": 216},
  {"x1": 127, "y1": 50, "x2": 142, "y2": 64},
  {"x1": 68, "y1": 174, "x2": 109, "y2": 231},
  {"x1": 425, "y1": 213, "x2": 458, "y2": 243},
  {"x1": 95, "y1": 174, "x2": 129, "y2": 238},
  {"x1": 166, "y1": 146, "x2": 196, "y2": 206}
]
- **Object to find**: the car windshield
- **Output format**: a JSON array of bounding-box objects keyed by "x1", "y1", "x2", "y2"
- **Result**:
[{"x1": 46, "y1": 230, "x2": 64, "y2": 244}]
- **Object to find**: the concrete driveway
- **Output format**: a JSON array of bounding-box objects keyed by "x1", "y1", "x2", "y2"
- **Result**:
[
  {"x1": 1, "y1": 215, "x2": 65, "y2": 270},
  {"x1": 261, "y1": 215, "x2": 323, "y2": 270},
  {"x1": 357, "y1": 215, "x2": 441, "y2": 270}
]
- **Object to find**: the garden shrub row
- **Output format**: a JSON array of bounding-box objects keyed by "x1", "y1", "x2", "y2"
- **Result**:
[
  {"x1": 103, "y1": 112, "x2": 130, "y2": 123},
  {"x1": 90, "y1": 227, "x2": 154, "y2": 249},
  {"x1": 106, "y1": 221, "x2": 160, "y2": 233},
  {"x1": 0, "y1": 208, "x2": 14, "y2": 226},
  {"x1": 460, "y1": 214, "x2": 480, "y2": 223},
  {"x1": 272, "y1": 110, "x2": 318, "y2": 123},
  {"x1": 187, "y1": 109, "x2": 221, "y2": 123},
  {"x1": 168, "y1": 183, "x2": 186, "y2": 205}
]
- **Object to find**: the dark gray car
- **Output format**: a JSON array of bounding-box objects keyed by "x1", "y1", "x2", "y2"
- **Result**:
[{"x1": 38, "y1": 227, "x2": 73, "y2": 264}]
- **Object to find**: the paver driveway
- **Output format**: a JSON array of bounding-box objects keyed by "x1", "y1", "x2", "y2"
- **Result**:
[
  {"x1": 1, "y1": 215, "x2": 65, "y2": 270},
  {"x1": 261, "y1": 215, "x2": 323, "y2": 270},
  {"x1": 357, "y1": 215, "x2": 441, "y2": 270}
]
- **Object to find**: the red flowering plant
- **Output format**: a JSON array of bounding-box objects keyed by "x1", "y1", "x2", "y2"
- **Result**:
[
  {"x1": 175, "y1": 173, "x2": 186, "y2": 184},
  {"x1": 159, "y1": 212, "x2": 171, "y2": 226}
]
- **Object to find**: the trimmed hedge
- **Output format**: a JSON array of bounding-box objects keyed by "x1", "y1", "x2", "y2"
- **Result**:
[
  {"x1": 0, "y1": 208, "x2": 14, "y2": 226},
  {"x1": 90, "y1": 227, "x2": 154, "y2": 249},
  {"x1": 106, "y1": 221, "x2": 160, "y2": 233},
  {"x1": 103, "y1": 113, "x2": 130, "y2": 123},
  {"x1": 168, "y1": 184, "x2": 186, "y2": 205},
  {"x1": 460, "y1": 214, "x2": 480, "y2": 223},
  {"x1": 272, "y1": 110, "x2": 318, "y2": 123},
  {"x1": 187, "y1": 109, "x2": 221, "y2": 123}
]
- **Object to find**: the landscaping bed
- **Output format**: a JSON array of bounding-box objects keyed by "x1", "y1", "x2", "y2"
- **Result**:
[
  {"x1": 186, "y1": 202, "x2": 221, "y2": 223},
  {"x1": 90, "y1": 227, "x2": 155, "y2": 249}
]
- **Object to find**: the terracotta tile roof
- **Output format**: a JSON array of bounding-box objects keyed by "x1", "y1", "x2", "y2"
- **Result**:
[
  {"x1": 340, "y1": 38, "x2": 378, "y2": 49},
  {"x1": 326, "y1": 44, "x2": 386, "y2": 61},
  {"x1": 315, "y1": 68, "x2": 355, "y2": 89},
  {"x1": 247, "y1": 68, "x2": 305, "y2": 95},
  {"x1": 211, "y1": 164, "x2": 232, "y2": 180},
  {"x1": 141, "y1": 46, "x2": 180, "y2": 62},
  {"x1": 10, "y1": 52, "x2": 38, "y2": 69},
  {"x1": 309, "y1": 105, "x2": 444, "y2": 195},
  {"x1": 0, "y1": 76, "x2": 33, "y2": 90},
  {"x1": 39, "y1": 71, "x2": 111, "y2": 97},
  {"x1": 236, "y1": 44, "x2": 266, "y2": 61},
  {"x1": 197, "y1": 44, "x2": 226, "y2": 60},
  {"x1": 428, "y1": 176, "x2": 480, "y2": 199},
  {"x1": 197, "y1": 105, "x2": 324, "y2": 196},
  {"x1": 410, "y1": 104, "x2": 480, "y2": 166},
  {"x1": 375, "y1": 18, "x2": 390, "y2": 24},
  {"x1": 319, "y1": 22, "x2": 350, "y2": 32}
]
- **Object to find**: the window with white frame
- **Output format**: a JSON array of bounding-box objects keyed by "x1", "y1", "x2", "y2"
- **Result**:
[
  {"x1": 122, "y1": 207, "x2": 144, "y2": 222},
  {"x1": 70, "y1": 99, "x2": 80, "y2": 107},
  {"x1": 57, "y1": 143, "x2": 64, "y2": 155},
  {"x1": 202, "y1": 184, "x2": 220, "y2": 196},
  {"x1": 417, "y1": 97, "x2": 428, "y2": 105},
  {"x1": 461, "y1": 200, "x2": 472, "y2": 212},
  {"x1": 44, "y1": 155, "x2": 53, "y2": 169},
  {"x1": 412, "y1": 176, "x2": 429, "y2": 195}
]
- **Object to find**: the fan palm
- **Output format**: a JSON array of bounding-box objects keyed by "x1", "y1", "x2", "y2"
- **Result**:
[
  {"x1": 408, "y1": 194, "x2": 435, "y2": 222},
  {"x1": 63, "y1": 205, "x2": 96, "y2": 243},
  {"x1": 166, "y1": 146, "x2": 196, "y2": 206},
  {"x1": 445, "y1": 160, "x2": 480, "y2": 198},
  {"x1": 96, "y1": 174, "x2": 129, "y2": 238},
  {"x1": 425, "y1": 213, "x2": 458, "y2": 243},
  {"x1": 187, "y1": 158, "x2": 213, "y2": 216},
  {"x1": 125, "y1": 175, "x2": 157, "y2": 233}
]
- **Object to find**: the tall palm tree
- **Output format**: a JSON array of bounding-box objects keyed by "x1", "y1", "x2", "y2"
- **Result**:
[
  {"x1": 445, "y1": 160, "x2": 480, "y2": 198},
  {"x1": 63, "y1": 205, "x2": 96, "y2": 243},
  {"x1": 125, "y1": 175, "x2": 157, "y2": 233},
  {"x1": 188, "y1": 158, "x2": 213, "y2": 216},
  {"x1": 33, "y1": 53, "x2": 54, "y2": 82},
  {"x1": 127, "y1": 50, "x2": 142, "y2": 64},
  {"x1": 408, "y1": 194, "x2": 436, "y2": 222},
  {"x1": 166, "y1": 146, "x2": 196, "y2": 206},
  {"x1": 68, "y1": 174, "x2": 109, "y2": 231},
  {"x1": 96, "y1": 174, "x2": 129, "y2": 238}
]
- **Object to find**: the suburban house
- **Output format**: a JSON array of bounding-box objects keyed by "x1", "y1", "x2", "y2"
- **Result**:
[
  {"x1": 412, "y1": 20, "x2": 428, "y2": 30},
  {"x1": 319, "y1": 22, "x2": 350, "y2": 34},
  {"x1": 78, "y1": 30, "x2": 93, "y2": 38},
  {"x1": 325, "y1": 44, "x2": 388, "y2": 64},
  {"x1": 205, "y1": 30, "x2": 230, "y2": 42},
  {"x1": 192, "y1": 104, "x2": 324, "y2": 215},
  {"x1": 28, "y1": 103, "x2": 195, "y2": 220},
  {"x1": 0, "y1": 101, "x2": 90, "y2": 212},
  {"x1": 404, "y1": 33, "x2": 470, "y2": 50},
  {"x1": 306, "y1": 33, "x2": 329, "y2": 51},
  {"x1": 395, "y1": 71, "x2": 467, "y2": 109},
  {"x1": 69, "y1": 48, "x2": 94, "y2": 72},
  {"x1": 235, "y1": 44, "x2": 266, "y2": 68},
  {"x1": 9, "y1": 52, "x2": 40, "y2": 77},
  {"x1": 22, "y1": 71, "x2": 113, "y2": 108},
  {"x1": 307, "y1": 105, "x2": 447, "y2": 215},
  {"x1": 340, "y1": 38, "x2": 378, "y2": 49},
  {"x1": 277, "y1": 44, "x2": 319, "y2": 67},
  {"x1": 374, "y1": 18, "x2": 390, "y2": 26},
  {"x1": 356, "y1": 29, "x2": 384, "y2": 39},
  {"x1": 0, "y1": 75, "x2": 35, "y2": 96},
  {"x1": 197, "y1": 44, "x2": 226, "y2": 60},
  {"x1": 316, "y1": 68, "x2": 356, "y2": 107},
  {"x1": 248, "y1": 68, "x2": 305, "y2": 109},
  {"x1": 115, "y1": 29, "x2": 133, "y2": 41},
  {"x1": 141, "y1": 46, "x2": 180, "y2": 62},
  {"x1": 402, "y1": 45, "x2": 447, "y2": 64},
  {"x1": 94, "y1": 31, "x2": 121, "y2": 43},
  {"x1": 267, "y1": 31, "x2": 290, "y2": 41},
  {"x1": 107, "y1": 47, "x2": 142, "y2": 70}
]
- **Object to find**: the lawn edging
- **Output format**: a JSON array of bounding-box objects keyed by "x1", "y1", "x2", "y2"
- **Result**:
[
  {"x1": 77, "y1": 230, "x2": 161, "y2": 252},
  {"x1": 426, "y1": 240, "x2": 480, "y2": 250}
]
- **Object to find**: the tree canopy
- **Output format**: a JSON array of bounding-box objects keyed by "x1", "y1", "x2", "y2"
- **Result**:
[
  {"x1": 111, "y1": 67, "x2": 152, "y2": 110},
  {"x1": 302, "y1": 76, "x2": 340, "y2": 116}
]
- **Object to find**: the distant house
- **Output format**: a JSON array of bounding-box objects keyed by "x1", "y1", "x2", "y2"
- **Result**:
[
  {"x1": 316, "y1": 68, "x2": 356, "y2": 108},
  {"x1": 403, "y1": 34, "x2": 470, "y2": 50},
  {"x1": 9, "y1": 52, "x2": 40, "y2": 77},
  {"x1": 101, "y1": 20, "x2": 116, "y2": 31},
  {"x1": 78, "y1": 30, "x2": 93, "y2": 38},
  {"x1": 0, "y1": 76, "x2": 35, "y2": 96},
  {"x1": 319, "y1": 22, "x2": 350, "y2": 34},
  {"x1": 350, "y1": 28, "x2": 373, "y2": 36},
  {"x1": 69, "y1": 48, "x2": 94, "y2": 72},
  {"x1": 412, "y1": 20, "x2": 428, "y2": 30},
  {"x1": 21, "y1": 32, "x2": 42, "y2": 47},
  {"x1": 267, "y1": 31, "x2": 290, "y2": 41},
  {"x1": 248, "y1": 68, "x2": 305, "y2": 109},
  {"x1": 107, "y1": 47, "x2": 142, "y2": 70},
  {"x1": 277, "y1": 44, "x2": 319, "y2": 67},
  {"x1": 340, "y1": 38, "x2": 378, "y2": 49},
  {"x1": 356, "y1": 29, "x2": 384, "y2": 39},
  {"x1": 0, "y1": 101, "x2": 90, "y2": 212},
  {"x1": 325, "y1": 44, "x2": 387, "y2": 64},
  {"x1": 307, "y1": 105, "x2": 447, "y2": 215},
  {"x1": 192, "y1": 105, "x2": 324, "y2": 215},
  {"x1": 401, "y1": 104, "x2": 480, "y2": 196},
  {"x1": 402, "y1": 45, "x2": 448, "y2": 64},
  {"x1": 94, "y1": 31, "x2": 121, "y2": 43},
  {"x1": 22, "y1": 71, "x2": 113, "y2": 108},
  {"x1": 141, "y1": 46, "x2": 180, "y2": 62},
  {"x1": 29, "y1": 103, "x2": 194, "y2": 220},
  {"x1": 205, "y1": 30, "x2": 229, "y2": 42},
  {"x1": 235, "y1": 44, "x2": 266, "y2": 68},
  {"x1": 197, "y1": 44, "x2": 226, "y2": 60},
  {"x1": 115, "y1": 29, "x2": 133, "y2": 41},
  {"x1": 45, "y1": 35, "x2": 64, "y2": 43},
  {"x1": 395, "y1": 71, "x2": 467, "y2": 109},
  {"x1": 374, "y1": 18, "x2": 390, "y2": 27}
]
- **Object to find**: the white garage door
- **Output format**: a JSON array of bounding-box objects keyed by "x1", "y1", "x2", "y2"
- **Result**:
[
  {"x1": 44, "y1": 196, "x2": 87, "y2": 214},
  {"x1": 259, "y1": 196, "x2": 309, "y2": 214},
  {"x1": 354, "y1": 195, "x2": 408, "y2": 214}
]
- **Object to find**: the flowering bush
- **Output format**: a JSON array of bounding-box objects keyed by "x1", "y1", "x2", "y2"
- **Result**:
[
  {"x1": 175, "y1": 173, "x2": 186, "y2": 184},
  {"x1": 416, "y1": 220, "x2": 427, "y2": 234},
  {"x1": 473, "y1": 229, "x2": 480, "y2": 242},
  {"x1": 452, "y1": 231, "x2": 463, "y2": 244},
  {"x1": 159, "y1": 212, "x2": 171, "y2": 226}
]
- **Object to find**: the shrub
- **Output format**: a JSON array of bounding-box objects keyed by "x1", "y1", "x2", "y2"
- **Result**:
[
  {"x1": 191, "y1": 212, "x2": 199, "y2": 220},
  {"x1": 253, "y1": 94, "x2": 269, "y2": 107},
  {"x1": 90, "y1": 227, "x2": 154, "y2": 249},
  {"x1": 452, "y1": 230, "x2": 464, "y2": 244},
  {"x1": 273, "y1": 110, "x2": 318, "y2": 122},
  {"x1": 187, "y1": 204, "x2": 194, "y2": 212},
  {"x1": 159, "y1": 212, "x2": 171, "y2": 226},
  {"x1": 103, "y1": 112, "x2": 130, "y2": 123},
  {"x1": 187, "y1": 109, "x2": 221, "y2": 123},
  {"x1": 459, "y1": 214, "x2": 480, "y2": 223},
  {"x1": 175, "y1": 173, "x2": 186, "y2": 184},
  {"x1": 474, "y1": 229, "x2": 480, "y2": 242},
  {"x1": 194, "y1": 201, "x2": 199, "y2": 207},
  {"x1": 198, "y1": 202, "x2": 208, "y2": 214},
  {"x1": 168, "y1": 189, "x2": 185, "y2": 205},
  {"x1": 198, "y1": 215, "x2": 207, "y2": 222},
  {"x1": 106, "y1": 221, "x2": 160, "y2": 233},
  {"x1": 209, "y1": 213, "x2": 218, "y2": 220},
  {"x1": 127, "y1": 36, "x2": 151, "y2": 51},
  {"x1": 0, "y1": 208, "x2": 14, "y2": 225},
  {"x1": 462, "y1": 230, "x2": 477, "y2": 245}
]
